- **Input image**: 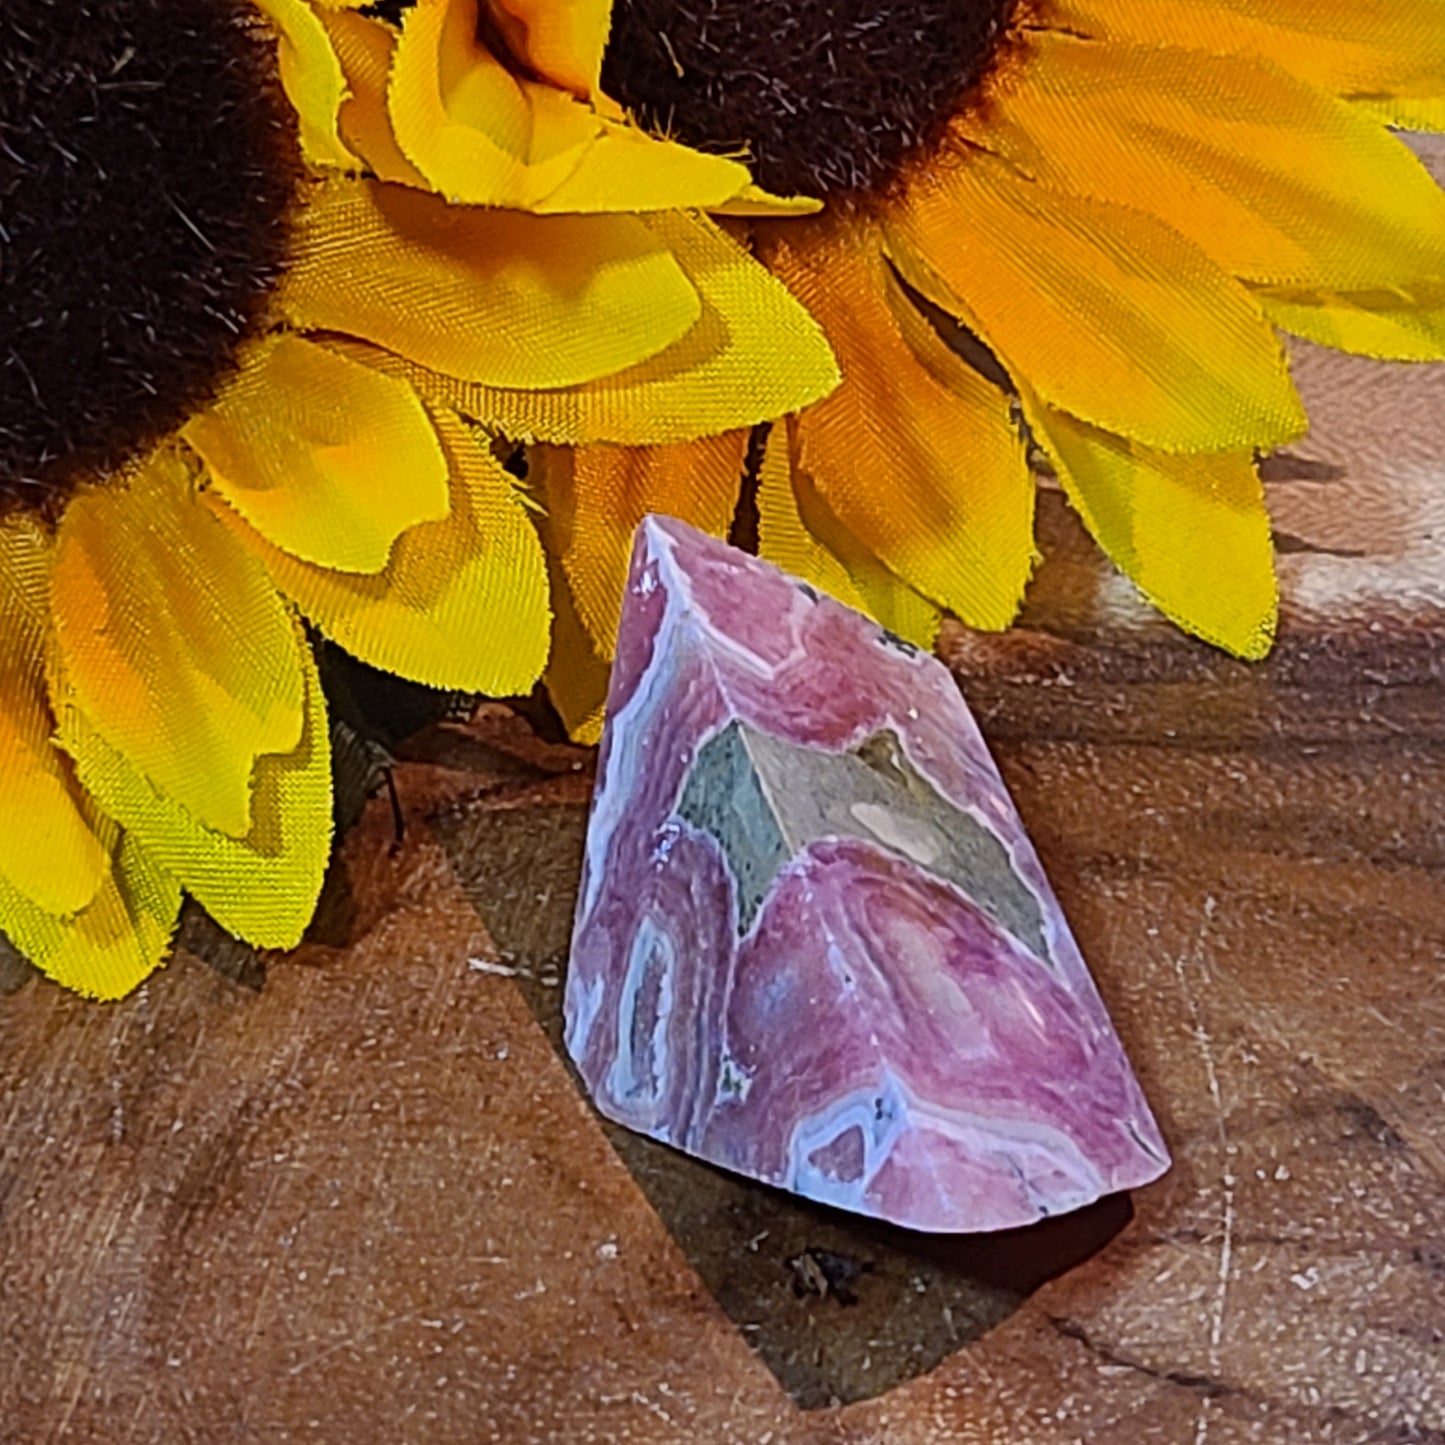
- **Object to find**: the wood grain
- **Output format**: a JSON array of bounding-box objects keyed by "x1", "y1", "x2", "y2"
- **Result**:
[{"x1": 2, "y1": 294, "x2": 1444, "y2": 1443}]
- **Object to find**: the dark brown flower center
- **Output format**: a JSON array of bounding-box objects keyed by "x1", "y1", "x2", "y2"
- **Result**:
[
  {"x1": 601, "y1": 0, "x2": 1018, "y2": 200},
  {"x1": 0, "y1": 0, "x2": 298, "y2": 510}
]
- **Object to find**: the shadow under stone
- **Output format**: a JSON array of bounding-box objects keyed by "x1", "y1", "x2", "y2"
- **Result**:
[{"x1": 432, "y1": 798, "x2": 1134, "y2": 1410}]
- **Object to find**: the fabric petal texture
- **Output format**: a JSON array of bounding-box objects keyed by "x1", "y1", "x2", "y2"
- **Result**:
[
  {"x1": 318, "y1": 5, "x2": 433, "y2": 186},
  {"x1": 0, "y1": 526, "x2": 181, "y2": 999},
  {"x1": 216, "y1": 407, "x2": 553, "y2": 695},
  {"x1": 1020, "y1": 392, "x2": 1280, "y2": 658},
  {"x1": 57, "y1": 633, "x2": 334, "y2": 951},
  {"x1": 50, "y1": 451, "x2": 307, "y2": 842},
  {"x1": 535, "y1": 430, "x2": 749, "y2": 658},
  {"x1": 1257, "y1": 283, "x2": 1445, "y2": 362},
  {"x1": 0, "y1": 0, "x2": 844, "y2": 998},
  {"x1": 0, "y1": 827, "x2": 182, "y2": 1003},
  {"x1": 889, "y1": 156, "x2": 1307, "y2": 453},
  {"x1": 279, "y1": 179, "x2": 703, "y2": 390},
  {"x1": 485, "y1": 0, "x2": 613, "y2": 97},
  {"x1": 755, "y1": 425, "x2": 942, "y2": 652},
  {"x1": 253, "y1": 0, "x2": 354, "y2": 168},
  {"x1": 1050, "y1": 0, "x2": 1445, "y2": 107},
  {"x1": 7, "y1": 0, "x2": 1445, "y2": 997},
  {"x1": 539, "y1": 550, "x2": 612, "y2": 748},
  {"x1": 0, "y1": 519, "x2": 109, "y2": 918},
  {"x1": 977, "y1": 33, "x2": 1445, "y2": 293},
  {"x1": 388, "y1": 0, "x2": 755, "y2": 212},
  {"x1": 185, "y1": 335, "x2": 452, "y2": 575},
  {"x1": 390, "y1": 210, "x2": 842, "y2": 447},
  {"x1": 758, "y1": 216, "x2": 1038, "y2": 633},
  {"x1": 713, "y1": 0, "x2": 1445, "y2": 662}
]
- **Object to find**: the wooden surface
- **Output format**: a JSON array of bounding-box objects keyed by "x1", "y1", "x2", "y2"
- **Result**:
[{"x1": 2, "y1": 340, "x2": 1444, "y2": 1444}]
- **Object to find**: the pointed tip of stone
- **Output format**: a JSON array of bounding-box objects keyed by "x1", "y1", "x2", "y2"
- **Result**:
[
  {"x1": 635, "y1": 511, "x2": 672, "y2": 553},
  {"x1": 634, "y1": 513, "x2": 785, "y2": 601},
  {"x1": 568, "y1": 517, "x2": 1170, "y2": 1235},
  {"x1": 634, "y1": 512, "x2": 700, "y2": 574}
]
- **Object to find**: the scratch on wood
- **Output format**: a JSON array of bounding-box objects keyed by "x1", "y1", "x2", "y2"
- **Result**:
[
  {"x1": 49, "y1": 1366, "x2": 89, "y2": 1445},
  {"x1": 286, "y1": 1310, "x2": 422, "y2": 1378},
  {"x1": 1173, "y1": 894, "x2": 1236, "y2": 1445}
]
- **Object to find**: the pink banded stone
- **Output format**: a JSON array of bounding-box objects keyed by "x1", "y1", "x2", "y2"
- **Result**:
[{"x1": 564, "y1": 517, "x2": 1170, "y2": 1233}]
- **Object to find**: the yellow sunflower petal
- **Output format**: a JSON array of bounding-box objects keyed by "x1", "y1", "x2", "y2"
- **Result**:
[
  {"x1": 979, "y1": 31, "x2": 1445, "y2": 291},
  {"x1": 253, "y1": 0, "x2": 353, "y2": 168},
  {"x1": 756, "y1": 423, "x2": 941, "y2": 650},
  {"x1": 389, "y1": 0, "x2": 754, "y2": 212},
  {"x1": 279, "y1": 177, "x2": 701, "y2": 389},
  {"x1": 755, "y1": 424, "x2": 868, "y2": 612},
  {"x1": 1021, "y1": 390, "x2": 1278, "y2": 658},
  {"x1": 1353, "y1": 96, "x2": 1445, "y2": 131},
  {"x1": 1257, "y1": 283, "x2": 1445, "y2": 361},
  {"x1": 540, "y1": 550, "x2": 611, "y2": 747},
  {"x1": 1053, "y1": 0, "x2": 1445, "y2": 110},
  {"x1": 757, "y1": 216, "x2": 1035, "y2": 631},
  {"x1": 379, "y1": 209, "x2": 841, "y2": 446},
  {"x1": 890, "y1": 153, "x2": 1305, "y2": 454},
  {"x1": 50, "y1": 450, "x2": 306, "y2": 840},
  {"x1": 485, "y1": 0, "x2": 612, "y2": 97},
  {"x1": 185, "y1": 335, "x2": 451, "y2": 575},
  {"x1": 0, "y1": 827, "x2": 180, "y2": 1002},
  {"x1": 318, "y1": 4, "x2": 431, "y2": 186},
  {"x1": 0, "y1": 519, "x2": 109, "y2": 916},
  {"x1": 58, "y1": 632, "x2": 332, "y2": 951},
  {"x1": 525, "y1": 124, "x2": 756, "y2": 215},
  {"x1": 390, "y1": 0, "x2": 593, "y2": 199},
  {"x1": 708, "y1": 186, "x2": 825, "y2": 218},
  {"x1": 214, "y1": 407, "x2": 550, "y2": 693},
  {"x1": 535, "y1": 430, "x2": 748, "y2": 658}
]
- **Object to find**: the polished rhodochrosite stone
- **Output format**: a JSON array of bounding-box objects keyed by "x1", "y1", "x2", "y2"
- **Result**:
[{"x1": 564, "y1": 517, "x2": 1170, "y2": 1233}]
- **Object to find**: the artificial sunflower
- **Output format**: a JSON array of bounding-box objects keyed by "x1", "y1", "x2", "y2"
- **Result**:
[
  {"x1": 0, "y1": 0, "x2": 838, "y2": 998},
  {"x1": 527, "y1": 0, "x2": 1445, "y2": 732}
]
